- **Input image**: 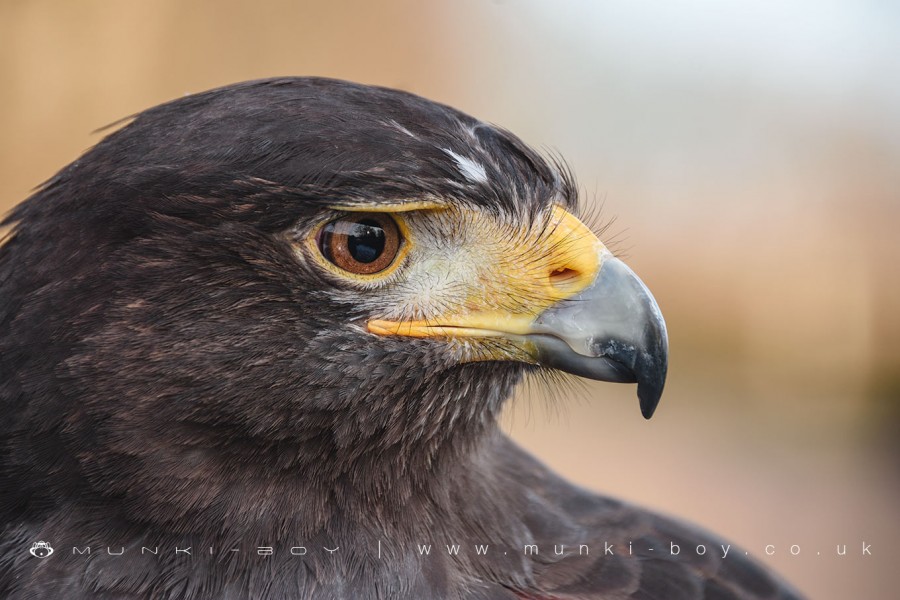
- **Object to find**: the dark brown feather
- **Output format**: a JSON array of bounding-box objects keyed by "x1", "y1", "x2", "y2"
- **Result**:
[{"x1": 0, "y1": 78, "x2": 801, "y2": 599}]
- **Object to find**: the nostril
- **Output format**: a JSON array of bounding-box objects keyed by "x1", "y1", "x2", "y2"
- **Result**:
[{"x1": 549, "y1": 267, "x2": 581, "y2": 290}]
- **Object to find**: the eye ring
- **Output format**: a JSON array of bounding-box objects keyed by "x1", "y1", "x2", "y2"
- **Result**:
[{"x1": 316, "y1": 213, "x2": 402, "y2": 275}]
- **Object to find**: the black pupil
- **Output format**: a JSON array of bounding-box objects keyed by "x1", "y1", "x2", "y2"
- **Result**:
[{"x1": 347, "y1": 219, "x2": 385, "y2": 264}]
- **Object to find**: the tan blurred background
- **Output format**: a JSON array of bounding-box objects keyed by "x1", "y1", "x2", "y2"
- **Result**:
[{"x1": 1, "y1": 1, "x2": 897, "y2": 597}]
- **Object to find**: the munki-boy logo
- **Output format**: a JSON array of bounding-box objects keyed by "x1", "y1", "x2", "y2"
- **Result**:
[{"x1": 29, "y1": 541, "x2": 53, "y2": 558}]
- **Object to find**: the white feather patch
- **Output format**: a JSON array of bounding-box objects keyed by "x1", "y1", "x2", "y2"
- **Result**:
[{"x1": 442, "y1": 148, "x2": 488, "y2": 185}]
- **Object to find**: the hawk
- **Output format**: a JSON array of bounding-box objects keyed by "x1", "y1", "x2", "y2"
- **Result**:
[{"x1": 0, "y1": 78, "x2": 801, "y2": 599}]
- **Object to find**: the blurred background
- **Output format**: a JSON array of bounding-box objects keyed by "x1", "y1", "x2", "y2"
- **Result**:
[{"x1": 1, "y1": 1, "x2": 897, "y2": 597}]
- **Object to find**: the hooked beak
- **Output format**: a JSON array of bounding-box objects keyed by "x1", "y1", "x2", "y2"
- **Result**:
[{"x1": 525, "y1": 254, "x2": 668, "y2": 418}]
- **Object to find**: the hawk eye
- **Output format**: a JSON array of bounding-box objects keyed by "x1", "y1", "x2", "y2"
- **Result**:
[{"x1": 317, "y1": 213, "x2": 402, "y2": 275}]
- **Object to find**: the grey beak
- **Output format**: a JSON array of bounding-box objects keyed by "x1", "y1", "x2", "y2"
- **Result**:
[{"x1": 525, "y1": 256, "x2": 669, "y2": 419}]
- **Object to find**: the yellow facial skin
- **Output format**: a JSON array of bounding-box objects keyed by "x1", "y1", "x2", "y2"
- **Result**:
[{"x1": 359, "y1": 205, "x2": 606, "y2": 349}]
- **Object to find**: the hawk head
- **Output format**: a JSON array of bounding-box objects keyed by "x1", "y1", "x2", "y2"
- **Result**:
[{"x1": 0, "y1": 77, "x2": 666, "y2": 534}]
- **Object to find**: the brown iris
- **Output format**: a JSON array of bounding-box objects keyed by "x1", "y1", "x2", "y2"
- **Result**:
[{"x1": 317, "y1": 213, "x2": 401, "y2": 275}]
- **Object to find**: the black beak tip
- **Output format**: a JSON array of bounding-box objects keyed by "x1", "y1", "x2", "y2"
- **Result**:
[{"x1": 637, "y1": 371, "x2": 666, "y2": 419}]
